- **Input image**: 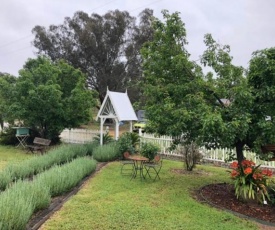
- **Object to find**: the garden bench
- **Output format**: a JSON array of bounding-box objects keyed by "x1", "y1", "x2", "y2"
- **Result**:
[{"x1": 27, "y1": 137, "x2": 51, "y2": 154}]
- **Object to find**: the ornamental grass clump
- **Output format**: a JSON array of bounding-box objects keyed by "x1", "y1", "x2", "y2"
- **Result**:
[{"x1": 230, "y1": 159, "x2": 273, "y2": 203}]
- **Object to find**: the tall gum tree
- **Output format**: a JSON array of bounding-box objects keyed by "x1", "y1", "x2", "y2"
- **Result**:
[{"x1": 32, "y1": 9, "x2": 154, "y2": 105}]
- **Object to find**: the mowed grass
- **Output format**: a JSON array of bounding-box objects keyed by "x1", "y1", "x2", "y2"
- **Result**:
[
  {"x1": 41, "y1": 160, "x2": 258, "y2": 230},
  {"x1": 0, "y1": 145, "x2": 33, "y2": 170}
]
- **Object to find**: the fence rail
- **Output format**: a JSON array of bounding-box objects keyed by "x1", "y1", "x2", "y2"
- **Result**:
[
  {"x1": 59, "y1": 129, "x2": 275, "y2": 168},
  {"x1": 139, "y1": 132, "x2": 275, "y2": 168}
]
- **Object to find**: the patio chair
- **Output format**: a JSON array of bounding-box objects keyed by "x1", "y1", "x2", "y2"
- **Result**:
[
  {"x1": 121, "y1": 152, "x2": 134, "y2": 175},
  {"x1": 143, "y1": 155, "x2": 163, "y2": 181}
]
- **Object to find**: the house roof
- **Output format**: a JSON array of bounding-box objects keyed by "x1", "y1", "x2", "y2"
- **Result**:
[{"x1": 96, "y1": 90, "x2": 138, "y2": 121}]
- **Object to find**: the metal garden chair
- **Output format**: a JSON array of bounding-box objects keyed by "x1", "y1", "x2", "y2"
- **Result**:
[
  {"x1": 143, "y1": 155, "x2": 163, "y2": 180},
  {"x1": 121, "y1": 152, "x2": 134, "y2": 175}
]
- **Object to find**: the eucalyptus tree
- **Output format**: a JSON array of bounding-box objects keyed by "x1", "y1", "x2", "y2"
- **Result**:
[
  {"x1": 32, "y1": 9, "x2": 154, "y2": 105},
  {"x1": 12, "y1": 56, "x2": 97, "y2": 141}
]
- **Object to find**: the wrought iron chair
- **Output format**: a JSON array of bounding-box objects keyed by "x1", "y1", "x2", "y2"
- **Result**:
[
  {"x1": 121, "y1": 152, "x2": 134, "y2": 175},
  {"x1": 143, "y1": 155, "x2": 163, "y2": 180}
]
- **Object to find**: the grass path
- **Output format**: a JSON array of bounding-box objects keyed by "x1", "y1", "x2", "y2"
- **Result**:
[{"x1": 41, "y1": 160, "x2": 258, "y2": 230}]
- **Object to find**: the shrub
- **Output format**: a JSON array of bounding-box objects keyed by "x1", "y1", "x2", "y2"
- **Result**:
[
  {"x1": 230, "y1": 160, "x2": 273, "y2": 203},
  {"x1": 0, "y1": 127, "x2": 18, "y2": 145},
  {"x1": 0, "y1": 143, "x2": 90, "y2": 191},
  {"x1": 117, "y1": 132, "x2": 140, "y2": 157},
  {"x1": 177, "y1": 143, "x2": 203, "y2": 171},
  {"x1": 93, "y1": 132, "x2": 114, "y2": 145},
  {"x1": 93, "y1": 142, "x2": 120, "y2": 162},
  {"x1": 84, "y1": 141, "x2": 99, "y2": 156},
  {"x1": 0, "y1": 157, "x2": 97, "y2": 229},
  {"x1": 140, "y1": 142, "x2": 160, "y2": 161}
]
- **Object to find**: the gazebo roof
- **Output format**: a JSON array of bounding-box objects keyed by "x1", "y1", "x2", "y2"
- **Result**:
[{"x1": 96, "y1": 90, "x2": 138, "y2": 121}]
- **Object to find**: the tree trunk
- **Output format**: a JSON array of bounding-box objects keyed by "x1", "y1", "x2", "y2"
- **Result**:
[{"x1": 236, "y1": 140, "x2": 245, "y2": 164}]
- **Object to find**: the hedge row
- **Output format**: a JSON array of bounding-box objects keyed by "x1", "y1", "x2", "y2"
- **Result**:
[
  {"x1": 0, "y1": 157, "x2": 97, "y2": 230},
  {"x1": 0, "y1": 142, "x2": 97, "y2": 191}
]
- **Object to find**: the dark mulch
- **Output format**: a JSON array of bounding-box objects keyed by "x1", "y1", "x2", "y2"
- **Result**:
[
  {"x1": 26, "y1": 162, "x2": 108, "y2": 230},
  {"x1": 196, "y1": 183, "x2": 275, "y2": 229}
]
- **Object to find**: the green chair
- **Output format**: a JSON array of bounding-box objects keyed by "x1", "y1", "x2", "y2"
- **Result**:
[{"x1": 143, "y1": 155, "x2": 162, "y2": 180}]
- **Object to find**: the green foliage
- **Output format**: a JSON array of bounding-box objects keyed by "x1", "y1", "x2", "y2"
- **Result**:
[
  {"x1": 140, "y1": 142, "x2": 160, "y2": 161},
  {"x1": 93, "y1": 142, "x2": 120, "y2": 162},
  {"x1": 0, "y1": 127, "x2": 17, "y2": 145},
  {"x1": 9, "y1": 56, "x2": 97, "y2": 140},
  {"x1": 177, "y1": 143, "x2": 203, "y2": 171},
  {"x1": 0, "y1": 144, "x2": 89, "y2": 191},
  {"x1": 141, "y1": 10, "x2": 206, "y2": 144},
  {"x1": 0, "y1": 157, "x2": 96, "y2": 229},
  {"x1": 32, "y1": 9, "x2": 154, "y2": 104},
  {"x1": 35, "y1": 157, "x2": 96, "y2": 196},
  {"x1": 230, "y1": 160, "x2": 273, "y2": 203},
  {"x1": 93, "y1": 132, "x2": 114, "y2": 145},
  {"x1": 117, "y1": 132, "x2": 140, "y2": 157},
  {"x1": 83, "y1": 141, "x2": 99, "y2": 156}
]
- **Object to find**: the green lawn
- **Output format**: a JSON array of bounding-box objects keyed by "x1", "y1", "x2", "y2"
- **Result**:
[
  {"x1": 41, "y1": 160, "x2": 258, "y2": 230},
  {"x1": 0, "y1": 145, "x2": 32, "y2": 170}
]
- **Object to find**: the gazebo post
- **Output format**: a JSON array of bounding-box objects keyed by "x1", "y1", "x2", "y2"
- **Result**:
[
  {"x1": 129, "y1": 121, "x2": 133, "y2": 132},
  {"x1": 100, "y1": 117, "x2": 104, "y2": 145},
  {"x1": 115, "y1": 119, "x2": 119, "y2": 140}
]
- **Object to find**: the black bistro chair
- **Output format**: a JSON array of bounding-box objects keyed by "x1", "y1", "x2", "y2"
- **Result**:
[
  {"x1": 143, "y1": 155, "x2": 163, "y2": 181},
  {"x1": 121, "y1": 152, "x2": 134, "y2": 175}
]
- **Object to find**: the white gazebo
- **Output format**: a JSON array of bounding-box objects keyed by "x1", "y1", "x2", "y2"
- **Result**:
[{"x1": 96, "y1": 89, "x2": 138, "y2": 145}]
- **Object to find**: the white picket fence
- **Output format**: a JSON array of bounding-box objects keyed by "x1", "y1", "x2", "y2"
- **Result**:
[
  {"x1": 139, "y1": 132, "x2": 275, "y2": 168},
  {"x1": 60, "y1": 128, "x2": 100, "y2": 143},
  {"x1": 59, "y1": 129, "x2": 275, "y2": 168}
]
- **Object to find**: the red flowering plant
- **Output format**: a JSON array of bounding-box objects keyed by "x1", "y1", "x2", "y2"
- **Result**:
[{"x1": 230, "y1": 159, "x2": 273, "y2": 203}]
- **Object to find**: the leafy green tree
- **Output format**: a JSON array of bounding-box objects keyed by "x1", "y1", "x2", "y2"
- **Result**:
[
  {"x1": 247, "y1": 48, "x2": 275, "y2": 153},
  {"x1": 141, "y1": 10, "x2": 205, "y2": 145},
  {"x1": 200, "y1": 34, "x2": 253, "y2": 163},
  {"x1": 141, "y1": 10, "x2": 275, "y2": 165},
  {"x1": 32, "y1": 9, "x2": 154, "y2": 105},
  {"x1": 11, "y1": 56, "x2": 97, "y2": 141},
  {"x1": 0, "y1": 73, "x2": 17, "y2": 129}
]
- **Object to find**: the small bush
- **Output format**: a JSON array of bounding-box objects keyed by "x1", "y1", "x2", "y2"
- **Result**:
[
  {"x1": 84, "y1": 141, "x2": 99, "y2": 156},
  {"x1": 93, "y1": 132, "x2": 114, "y2": 145},
  {"x1": 0, "y1": 143, "x2": 90, "y2": 191},
  {"x1": 140, "y1": 142, "x2": 160, "y2": 161},
  {"x1": 117, "y1": 132, "x2": 140, "y2": 157},
  {"x1": 177, "y1": 143, "x2": 203, "y2": 171},
  {"x1": 0, "y1": 157, "x2": 97, "y2": 229},
  {"x1": 0, "y1": 127, "x2": 17, "y2": 145},
  {"x1": 93, "y1": 142, "x2": 120, "y2": 162}
]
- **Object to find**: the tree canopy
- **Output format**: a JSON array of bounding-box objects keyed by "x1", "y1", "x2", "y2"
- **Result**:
[
  {"x1": 32, "y1": 9, "x2": 154, "y2": 105},
  {"x1": 141, "y1": 10, "x2": 275, "y2": 163},
  {"x1": 10, "y1": 56, "x2": 97, "y2": 141}
]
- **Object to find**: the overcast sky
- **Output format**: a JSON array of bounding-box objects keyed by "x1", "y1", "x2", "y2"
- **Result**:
[{"x1": 0, "y1": 0, "x2": 274, "y2": 76}]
